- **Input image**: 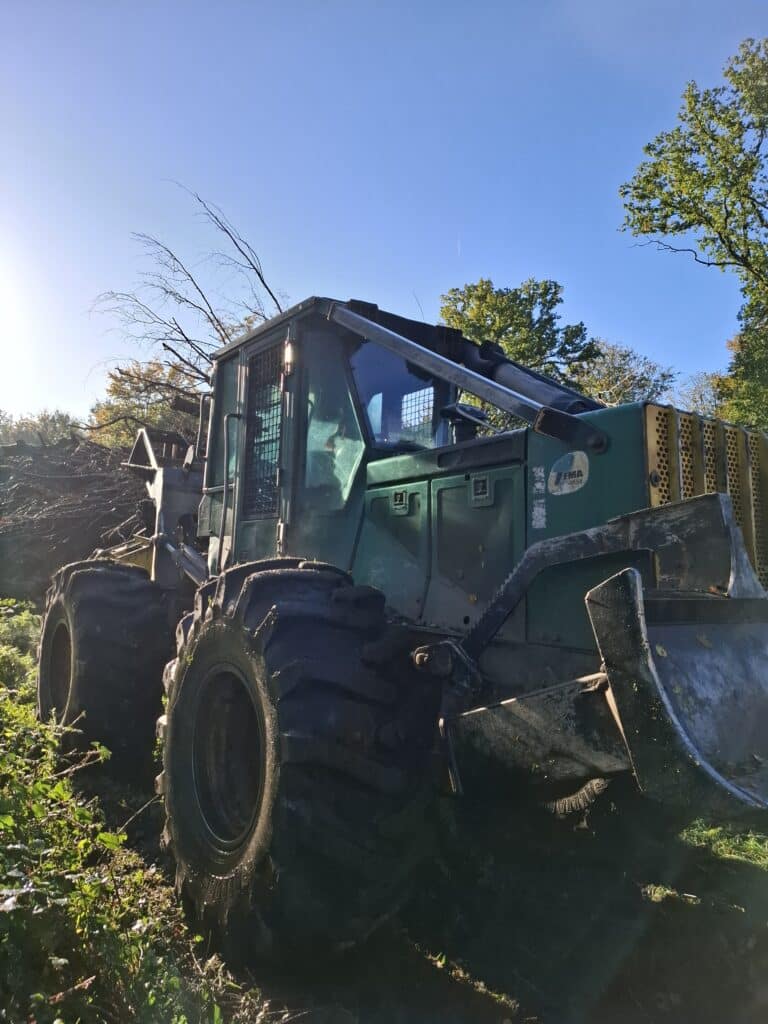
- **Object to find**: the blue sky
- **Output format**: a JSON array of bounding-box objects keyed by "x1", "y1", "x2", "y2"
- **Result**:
[{"x1": 1, "y1": 1, "x2": 765, "y2": 418}]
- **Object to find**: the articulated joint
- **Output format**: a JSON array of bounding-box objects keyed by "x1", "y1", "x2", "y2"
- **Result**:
[{"x1": 412, "y1": 639, "x2": 483, "y2": 718}]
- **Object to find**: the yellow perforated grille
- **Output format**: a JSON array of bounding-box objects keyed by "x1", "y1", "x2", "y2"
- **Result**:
[
  {"x1": 645, "y1": 404, "x2": 768, "y2": 588},
  {"x1": 702, "y1": 419, "x2": 719, "y2": 493},
  {"x1": 678, "y1": 413, "x2": 696, "y2": 500},
  {"x1": 724, "y1": 426, "x2": 744, "y2": 530},
  {"x1": 653, "y1": 407, "x2": 673, "y2": 504}
]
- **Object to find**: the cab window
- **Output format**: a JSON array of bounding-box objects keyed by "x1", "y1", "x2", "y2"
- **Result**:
[
  {"x1": 302, "y1": 336, "x2": 365, "y2": 511},
  {"x1": 350, "y1": 340, "x2": 453, "y2": 449}
]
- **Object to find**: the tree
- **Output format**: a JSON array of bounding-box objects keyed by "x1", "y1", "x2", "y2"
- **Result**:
[
  {"x1": 717, "y1": 322, "x2": 768, "y2": 425},
  {"x1": 88, "y1": 361, "x2": 201, "y2": 448},
  {"x1": 91, "y1": 186, "x2": 283, "y2": 445},
  {"x1": 572, "y1": 341, "x2": 677, "y2": 405},
  {"x1": 675, "y1": 371, "x2": 727, "y2": 418},
  {"x1": 620, "y1": 38, "x2": 768, "y2": 287},
  {"x1": 439, "y1": 277, "x2": 674, "y2": 431},
  {"x1": 0, "y1": 410, "x2": 12, "y2": 442},
  {"x1": 620, "y1": 38, "x2": 768, "y2": 427},
  {"x1": 0, "y1": 409, "x2": 80, "y2": 445},
  {"x1": 440, "y1": 277, "x2": 599, "y2": 384}
]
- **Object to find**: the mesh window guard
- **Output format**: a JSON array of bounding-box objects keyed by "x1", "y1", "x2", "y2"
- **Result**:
[
  {"x1": 401, "y1": 386, "x2": 434, "y2": 444},
  {"x1": 243, "y1": 345, "x2": 283, "y2": 519}
]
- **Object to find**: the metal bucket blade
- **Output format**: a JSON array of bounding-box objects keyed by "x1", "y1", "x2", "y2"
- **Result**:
[{"x1": 587, "y1": 568, "x2": 768, "y2": 815}]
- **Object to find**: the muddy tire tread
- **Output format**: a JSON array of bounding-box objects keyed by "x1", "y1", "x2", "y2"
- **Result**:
[
  {"x1": 38, "y1": 559, "x2": 172, "y2": 768},
  {"x1": 160, "y1": 561, "x2": 440, "y2": 961}
]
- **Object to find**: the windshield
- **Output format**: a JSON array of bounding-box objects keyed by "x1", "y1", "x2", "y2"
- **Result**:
[{"x1": 350, "y1": 340, "x2": 454, "y2": 449}]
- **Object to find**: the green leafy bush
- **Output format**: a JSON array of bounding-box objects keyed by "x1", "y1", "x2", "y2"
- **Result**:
[
  {"x1": 0, "y1": 599, "x2": 40, "y2": 656},
  {"x1": 0, "y1": 605, "x2": 262, "y2": 1023},
  {"x1": 0, "y1": 602, "x2": 40, "y2": 693},
  {"x1": 0, "y1": 644, "x2": 36, "y2": 691}
]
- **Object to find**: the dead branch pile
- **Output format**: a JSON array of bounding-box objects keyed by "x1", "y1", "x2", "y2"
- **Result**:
[{"x1": 0, "y1": 438, "x2": 147, "y2": 601}]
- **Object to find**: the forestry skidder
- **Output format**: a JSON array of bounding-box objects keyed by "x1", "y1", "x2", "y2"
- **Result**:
[{"x1": 38, "y1": 297, "x2": 768, "y2": 959}]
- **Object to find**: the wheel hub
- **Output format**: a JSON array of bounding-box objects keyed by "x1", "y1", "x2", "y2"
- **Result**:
[{"x1": 192, "y1": 669, "x2": 264, "y2": 847}]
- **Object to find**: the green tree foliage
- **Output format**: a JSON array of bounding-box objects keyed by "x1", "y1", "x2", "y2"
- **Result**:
[
  {"x1": 620, "y1": 38, "x2": 768, "y2": 427},
  {"x1": 88, "y1": 360, "x2": 200, "y2": 448},
  {"x1": 0, "y1": 409, "x2": 80, "y2": 445},
  {"x1": 440, "y1": 278, "x2": 674, "y2": 429},
  {"x1": 440, "y1": 277, "x2": 599, "y2": 383},
  {"x1": 719, "y1": 325, "x2": 768, "y2": 426},
  {"x1": 572, "y1": 341, "x2": 677, "y2": 406}
]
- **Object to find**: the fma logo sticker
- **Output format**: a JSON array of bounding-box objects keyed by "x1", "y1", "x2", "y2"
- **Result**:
[{"x1": 548, "y1": 451, "x2": 589, "y2": 496}]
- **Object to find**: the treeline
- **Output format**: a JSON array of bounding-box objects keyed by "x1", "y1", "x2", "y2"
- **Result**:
[
  {"x1": 0, "y1": 270, "x2": 733, "y2": 452},
  {"x1": 0, "y1": 270, "x2": 724, "y2": 450}
]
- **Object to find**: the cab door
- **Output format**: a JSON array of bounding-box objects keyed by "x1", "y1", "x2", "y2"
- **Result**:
[
  {"x1": 286, "y1": 325, "x2": 367, "y2": 567},
  {"x1": 233, "y1": 334, "x2": 291, "y2": 564}
]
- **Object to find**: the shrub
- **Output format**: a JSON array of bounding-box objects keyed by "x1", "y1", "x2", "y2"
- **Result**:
[
  {"x1": 0, "y1": 605, "x2": 262, "y2": 1023},
  {"x1": 0, "y1": 645, "x2": 36, "y2": 691},
  {"x1": 0, "y1": 599, "x2": 41, "y2": 655}
]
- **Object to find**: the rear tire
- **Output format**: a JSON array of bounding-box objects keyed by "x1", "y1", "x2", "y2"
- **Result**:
[
  {"x1": 37, "y1": 560, "x2": 173, "y2": 773},
  {"x1": 158, "y1": 561, "x2": 441, "y2": 962}
]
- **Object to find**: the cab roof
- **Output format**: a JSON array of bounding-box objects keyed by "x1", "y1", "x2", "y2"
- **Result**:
[{"x1": 212, "y1": 296, "x2": 467, "y2": 363}]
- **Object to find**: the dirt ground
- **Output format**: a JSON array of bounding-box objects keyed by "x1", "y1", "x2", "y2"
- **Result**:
[{"x1": 106, "y1": 772, "x2": 768, "y2": 1024}]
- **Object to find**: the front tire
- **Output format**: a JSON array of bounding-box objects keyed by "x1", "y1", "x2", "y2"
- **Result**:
[{"x1": 159, "y1": 562, "x2": 441, "y2": 961}]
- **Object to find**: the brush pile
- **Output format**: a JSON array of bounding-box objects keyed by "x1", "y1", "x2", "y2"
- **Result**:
[{"x1": 0, "y1": 437, "x2": 147, "y2": 601}]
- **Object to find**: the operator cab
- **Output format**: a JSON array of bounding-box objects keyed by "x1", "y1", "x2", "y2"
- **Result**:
[
  {"x1": 197, "y1": 296, "x2": 605, "y2": 629},
  {"x1": 198, "y1": 298, "x2": 474, "y2": 577}
]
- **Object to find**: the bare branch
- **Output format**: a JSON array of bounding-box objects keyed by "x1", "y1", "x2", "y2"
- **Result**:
[
  {"x1": 113, "y1": 367, "x2": 202, "y2": 398},
  {"x1": 180, "y1": 185, "x2": 283, "y2": 315},
  {"x1": 168, "y1": 317, "x2": 214, "y2": 363},
  {"x1": 79, "y1": 412, "x2": 159, "y2": 432},
  {"x1": 95, "y1": 290, "x2": 213, "y2": 359},
  {"x1": 160, "y1": 342, "x2": 211, "y2": 383},
  {"x1": 133, "y1": 233, "x2": 233, "y2": 346},
  {"x1": 635, "y1": 238, "x2": 743, "y2": 270},
  {"x1": 92, "y1": 187, "x2": 282, "y2": 440}
]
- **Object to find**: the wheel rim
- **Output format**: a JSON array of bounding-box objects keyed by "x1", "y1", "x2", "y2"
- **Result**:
[
  {"x1": 48, "y1": 621, "x2": 72, "y2": 719},
  {"x1": 192, "y1": 667, "x2": 265, "y2": 848}
]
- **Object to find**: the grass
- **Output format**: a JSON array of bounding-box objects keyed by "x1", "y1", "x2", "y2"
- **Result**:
[{"x1": 681, "y1": 820, "x2": 768, "y2": 870}]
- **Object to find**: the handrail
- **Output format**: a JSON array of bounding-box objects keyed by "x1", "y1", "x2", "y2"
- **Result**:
[{"x1": 218, "y1": 412, "x2": 241, "y2": 573}]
